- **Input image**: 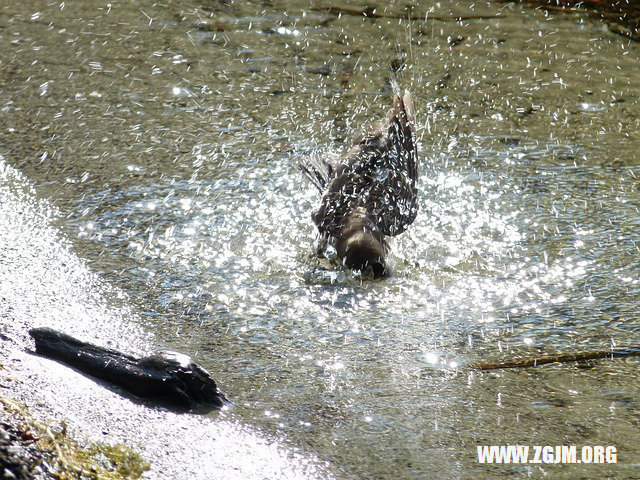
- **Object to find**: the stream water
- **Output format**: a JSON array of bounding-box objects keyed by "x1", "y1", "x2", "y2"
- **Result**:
[{"x1": 1, "y1": 1, "x2": 640, "y2": 478}]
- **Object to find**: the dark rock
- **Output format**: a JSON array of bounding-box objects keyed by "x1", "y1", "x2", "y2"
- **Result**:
[{"x1": 28, "y1": 327, "x2": 227, "y2": 412}]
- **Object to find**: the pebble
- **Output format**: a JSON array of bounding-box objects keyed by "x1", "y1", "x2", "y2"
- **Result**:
[{"x1": 3, "y1": 469, "x2": 17, "y2": 480}]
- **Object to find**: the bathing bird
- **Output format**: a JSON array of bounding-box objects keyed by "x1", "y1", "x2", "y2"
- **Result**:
[{"x1": 300, "y1": 90, "x2": 419, "y2": 277}]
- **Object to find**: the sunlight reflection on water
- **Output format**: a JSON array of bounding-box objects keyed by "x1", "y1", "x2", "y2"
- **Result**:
[{"x1": 3, "y1": 0, "x2": 640, "y2": 478}]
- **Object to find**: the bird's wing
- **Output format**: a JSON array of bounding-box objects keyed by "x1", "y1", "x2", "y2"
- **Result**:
[
  {"x1": 309, "y1": 91, "x2": 419, "y2": 238},
  {"x1": 311, "y1": 171, "x2": 366, "y2": 237},
  {"x1": 369, "y1": 91, "x2": 419, "y2": 236},
  {"x1": 297, "y1": 151, "x2": 338, "y2": 193},
  {"x1": 367, "y1": 170, "x2": 417, "y2": 236}
]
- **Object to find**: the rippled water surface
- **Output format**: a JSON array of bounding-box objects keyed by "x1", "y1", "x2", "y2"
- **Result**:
[{"x1": 1, "y1": 0, "x2": 640, "y2": 478}]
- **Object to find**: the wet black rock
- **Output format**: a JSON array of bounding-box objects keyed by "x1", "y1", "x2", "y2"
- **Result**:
[{"x1": 29, "y1": 328, "x2": 227, "y2": 412}]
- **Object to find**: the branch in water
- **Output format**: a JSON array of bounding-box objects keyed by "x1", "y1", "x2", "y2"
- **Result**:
[
  {"x1": 310, "y1": 6, "x2": 503, "y2": 22},
  {"x1": 470, "y1": 347, "x2": 640, "y2": 370}
]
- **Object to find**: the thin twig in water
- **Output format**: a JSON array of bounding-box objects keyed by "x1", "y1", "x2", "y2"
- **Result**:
[
  {"x1": 310, "y1": 6, "x2": 503, "y2": 22},
  {"x1": 470, "y1": 347, "x2": 640, "y2": 370}
]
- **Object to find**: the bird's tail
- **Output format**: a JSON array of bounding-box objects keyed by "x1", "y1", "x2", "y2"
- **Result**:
[
  {"x1": 388, "y1": 90, "x2": 418, "y2": 183},
  {"x1": 297, "y1": 152, "x2": 335, "y2": 193}
]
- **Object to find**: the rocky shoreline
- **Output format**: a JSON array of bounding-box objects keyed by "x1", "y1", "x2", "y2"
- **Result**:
[
  {"x1": 0, "y1": 402, "x2": 45, "y2": 480},
  {"x1": 0, "y1": 395, "x2": 149, "y2": 480}
]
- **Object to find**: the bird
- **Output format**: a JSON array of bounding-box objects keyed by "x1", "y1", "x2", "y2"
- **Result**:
[{"x1": 300, "y1": 90, "x2": 419, "y2": 278}]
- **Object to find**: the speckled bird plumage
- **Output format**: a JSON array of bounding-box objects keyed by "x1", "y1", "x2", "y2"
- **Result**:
[{"x1": 300, "y1": 91, "x2": 419, "y2": 277}]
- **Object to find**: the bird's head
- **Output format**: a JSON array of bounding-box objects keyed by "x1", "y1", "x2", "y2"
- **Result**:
[{"x1": 337, "y1": 226, "x2": 388, "y2": 278}]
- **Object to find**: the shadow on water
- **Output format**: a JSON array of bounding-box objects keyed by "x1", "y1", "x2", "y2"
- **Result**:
[{"x1": 1, "y1": 0, "x2": 640, "y2": 478}]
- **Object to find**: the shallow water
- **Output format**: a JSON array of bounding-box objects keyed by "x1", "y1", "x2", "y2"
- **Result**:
[{"x1": 1, "y1": 0, "x2": 640, "y2": 478}]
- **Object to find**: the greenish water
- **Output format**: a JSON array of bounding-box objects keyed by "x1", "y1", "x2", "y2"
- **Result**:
[{"x1": 1, "y1": 0, "x2": 640, "y2": 478}]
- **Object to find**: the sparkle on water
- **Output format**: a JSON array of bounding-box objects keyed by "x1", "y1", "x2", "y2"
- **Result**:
[{"x1": 1, "y1": 0, "x2": 639, "y2": 479}]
